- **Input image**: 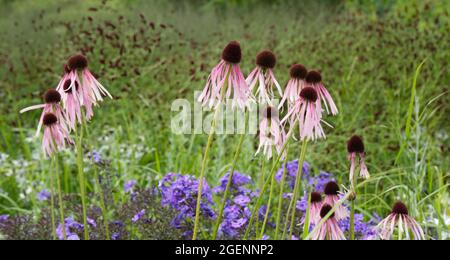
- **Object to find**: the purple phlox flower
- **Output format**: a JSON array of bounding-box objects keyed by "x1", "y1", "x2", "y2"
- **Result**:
[
  {"x1": 308, "y1": 171, "x2": 334, "y2": 193},
  {"x1": 261, "y1": 235, "x2": 270, "y2": 240},
  {"x1": 234, "y1": 195, "x2": 251, "y2": 207},
  {"x1": 132, "y1": 209, "x2": 146, "y2": 223},
  {"x1": 159, "y1": 173, "x2": 216, "y2": 229},
  {"x1": 111, "y1": 233, "x2": 121, "y2": 240},
  {"x1": 0, "y1": 215, "x2": 9, "y2": 227},
  {"x1": 37, "y1": 189, "x2": 51, "y2": 202},
  {"x1": 87, "y1": 217, "x2": 97, "y2": 228},
  {"x1": 338, "y1": 213, "x2": 378, "y2": 240},
  {"x1": 56, "y1": 218, "x2": 83, "y2": 240},
  {"x1": 124, "y1": 180, "x2": 137, "y2": 193},
  {"x1": 213, "y1": 172, "x2": 252, "y2": 194},
  {"x1": 275, "y1": 160, "x2": 310, "y2": 189},
  {"x1": 88, "y1": 150, "x2": 102, "y2": 163}
]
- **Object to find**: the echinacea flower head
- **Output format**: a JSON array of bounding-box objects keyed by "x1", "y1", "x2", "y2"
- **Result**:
[
  {"x1": 57, "y1": 54, "x2": 112, "y2": 123},
  {"x1": 246, "y1": 50, "x2": 282, "y2": 105},
  {"x1": 347, "y1": 135, "x2": 370, "y2": 187},
  {"x1": 305, "y1": 70, "x2": 338, "y2": 115},
  {"x1": 42, "y1": 112, "x2": 72, "y2": 157},
  {"x1": 282, "y1": 86, "x2": 325, "y2": 141},
  {"x1": 59, "y1": 79, "x2": 82, "y2": 130},
  {"x1": 279, "y1": 64, "x2": 307, "y2": 110},
  {"x1": 20, "y1": 89, "x2": 66, "y2": 136},
  {"x1": 312, "y1": 204, "x2": 346, "y2": 240},
  {"x1": 323, "y1": 181, "x2": 349, "y2": 221},
  {"x1": 309, "y1": 191, "x2": 323, "y2": 225},
  {"x1": 377, "y1": 202, "x2": 425, "y2": 240},
  {"x1": 198, "y1": 41, "x2": 251, "y2": 110},
  {"x1": 256, "y1": 106, "x2": 286, "y2": 160}
]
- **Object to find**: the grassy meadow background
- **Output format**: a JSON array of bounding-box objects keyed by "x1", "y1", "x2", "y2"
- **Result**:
[{"x1": 0, "y1": 0, "x2": 448, "y2": 239}]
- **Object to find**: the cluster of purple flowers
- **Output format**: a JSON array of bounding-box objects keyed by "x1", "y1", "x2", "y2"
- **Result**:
[
  {"x1": 0, "y1": 215, "x2": 8, "y2": 226},
  {"x1": 56, "y1": 217, "x2": 97, "y2": 240},
  {"x1": 159, "y1": 173, "x2": 216, "y2": 230},
  {"x1": 213, "y1": 172, "x2": 256, "y2": 239},
  {"x1": 36, "y1": 190, "x2": 51, "y2": 202},
  {"x1": 338, "y1": 214, "x2": 379, "y2": 240},
  {"x1": 275, "y1": 160, "x2": 311, "y2": 189},
  {"x1": 275, "y1": 160, "x2": 335, "y2": 193}
]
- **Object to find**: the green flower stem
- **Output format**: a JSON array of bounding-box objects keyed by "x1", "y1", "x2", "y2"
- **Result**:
[
  {"x1": 212, "y1": 113, "x2": 247, "y2": 240},
  {"x1": 301, "y1": 192, "x2": 312, "y2": 239},
  {"x1": 83, "y1": 123, "x2": 110, "y2": 240},
  {"x1": 259, "y1": 165, "x2": 276, "y2": 239},
  {"x1": 282, "y1": 193, "x2": 293, "y2": 240},
  {"x1": 54, "y1": 155, "x2": 66, "y2": 240},
  {"x1": 274, "y1": 147, "x2": 289, "y2": 240},
  {"x1": 192, "y1": 105, "x2": 221, "y2": 240},
  {"x1": 75, "y1": 121, "x2": 89, "y2": 240},
  {"x1": 288, "y1": 139, "x2": 308, "y2": 239},
  {"x1": 49, "y1": 157, "x2": 57, "y2": 240},
  {"x1": 243, "y1": 120, "x2": 298, "y2": 240},
  {"x1": 350, "y1": 200, "x2": 355, "y2": 240},
  {"x1": 350, "y1": 166, "x2": 357, "y2": 240}
]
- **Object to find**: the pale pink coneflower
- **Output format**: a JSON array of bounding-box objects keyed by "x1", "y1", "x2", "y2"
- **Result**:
[
  {"x1": 255, "y1": 106, "x2": 286, "y2": 160},
  {"x1": 312, "y1": 204, "x2": 346, "y2": 240},
  {"x1": 42, "y1": 113, "x2": 73, "y2": 157},
  {"x1": 60, "y1": 79, "x2": 83, "y2": 131},
  {"x1": 279, "y1": 64, "x2": 307, "y2": 110},
  {"x1": 347, "y1": 135, "x2": 370, "y2": 188},
  {"x1": 57, "y1": 55, "x2": 112, "y2": 121},
  {"x1": 308, "y1": 191, "x2": 324, "y2": 225},
  {"x1": 377, "y1": 201, "x2": 425, "y2": 240},
  {"x1": 198, "y1": 41, "x2": 251, "y2": 110},
  {"x1": 323, "y1": 181, "x2": 349, "y2": 221},
  {"x1": 305, "y1": 70, "x2": 338, "y2": 116},
  {"x1": 281, "y1": 87, "x2": 325, "y2": 141},
  {"x1": 20, "y1": 89, "x2": 66, "y2": 137},
  {"x1": 246, "y1": 50, "x2": 282, "y2": 105}
]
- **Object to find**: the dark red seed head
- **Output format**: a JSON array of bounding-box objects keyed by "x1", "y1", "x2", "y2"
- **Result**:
[
  {"x1": 67, "y1": 54, "x2": 88, "y2": 71},
  {"x1": 320, "y1": 204, "x2": 335, "y2": 219},
  {"x1": 306, "y1": 70, "x2": 322, "y2": 84},
  {"x1": 347, "y1": 135, "x2": 365, "y2": 154},
  {"x1": 392, "y1": 201, "x2": 409, "y2": 215},
  {"x1": 222, "y1": 41, "x2": 242, "y2": 64},
  {"x1": 324, "y1": 181, "x2": 339, "y2": 196},
  {"x1": 63, "y1": 80, "x2": 79, "y2": 93},
  {"x1": 290, "y1": 64, "x2": 307, "y2": 79},
  {"x1": 63, "y1": 64, "x2": 71, "y2": 74},
  {"x1": 256, "y1": 50, "x2": 276, "y2": 69},
  {"x1": 44, "y1": 89, "x2": 61, "y2": 104},
  {"x1": 300, "y1": 87, "x2": 318, "y2": 102},
  {"x1": 310, "y1": 192, "x2": 323, "y2": 204},
  {"x1": 43, "y1": 113, "x2": 58, "y2": 126}
]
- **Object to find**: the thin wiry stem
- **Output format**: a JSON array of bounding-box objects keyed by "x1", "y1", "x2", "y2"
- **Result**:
[
  {"x1": 212, "y1": 112, "x2": 247, "y2": 240},
  {"x1": 288, "y1": 139, "x2": 308, "y2": 239},
  {"x1": 274, "y1": 147, "x2": 289, "y2": 240},
  {"x1": 192, "y1": 105, "x2": 222, "y2": 240}
]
